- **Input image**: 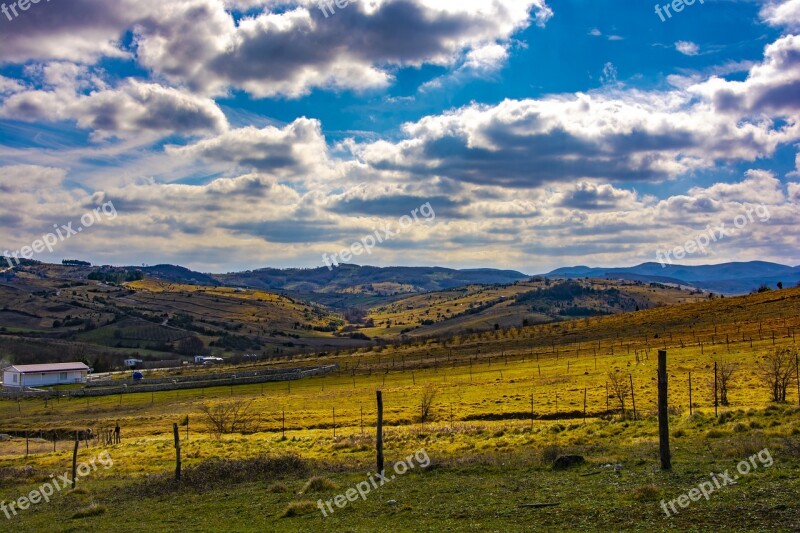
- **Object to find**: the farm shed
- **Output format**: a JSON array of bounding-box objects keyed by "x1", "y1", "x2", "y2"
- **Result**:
[{"x1": 2, "y1": 362, "x2": 90, "y2": 388}]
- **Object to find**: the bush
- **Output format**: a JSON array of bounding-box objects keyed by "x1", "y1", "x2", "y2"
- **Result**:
[
  {"x1": 129, "y1": 455, "x2": 307, "y2": 496},
  {"x1": 71, "y1": 502, "x2": 107, "y2": 519},
  {"x1": 302, "y1": 476, "x2": 337, "y2": 493},
  {"x1": 267, "y1": 481, "x2": 289, "y2": 493},
  {"x1": 541, "y1": 445, "x2": 561, "y2": 463},
  {"x1": 282, "y1": 500, "x2": 317, "y2": 518},
  {"x1": 632, "y1": 484, "x2": 661, "y2": 502}
]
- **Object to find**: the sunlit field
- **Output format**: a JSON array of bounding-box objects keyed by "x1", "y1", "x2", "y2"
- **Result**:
[{"x1": 1, "y1": 288, "x2": 799, "y2": 530}]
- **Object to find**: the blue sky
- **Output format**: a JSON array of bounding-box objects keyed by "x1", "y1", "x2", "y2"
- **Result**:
[{"x1": 0, "y1": 0, "x2": 798, "y2": 273}]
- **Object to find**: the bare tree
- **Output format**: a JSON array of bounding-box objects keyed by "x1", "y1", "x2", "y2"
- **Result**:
[
  {"x1": 607, "y1": 371, "x2": 630, "y2": 417},
  {"x1": 199, "y1": 400, "x2": 258, "y2": 439},
  {"x1": 758, "y1": 348, "x2": 798, "y2": 403},
  {"x1": 419, "y1": 384, "x2": 438, "y2": 423},
  {"x1": 717, "y1": 362, "x2": 737, "y2": 406}
]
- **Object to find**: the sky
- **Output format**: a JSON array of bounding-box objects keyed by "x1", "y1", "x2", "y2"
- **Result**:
[{"x1": 0, "y1": 0, "x2": 799, "y2": 274}]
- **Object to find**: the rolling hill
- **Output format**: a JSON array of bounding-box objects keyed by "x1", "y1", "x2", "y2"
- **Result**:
[{"x1": 547, "y1": 261, "x2": 800, "y2": 295}]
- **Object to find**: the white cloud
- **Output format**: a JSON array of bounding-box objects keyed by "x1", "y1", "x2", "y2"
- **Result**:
[
  {"x1": 0, "y1": 1, "x2": 552, "y2": 99},
  {"x1": 420, "y1": 43, "x2": 511, "y2": 92},
  {"x1": 1, "y1": 76, "x2": 229, "y2": 140},
  {"x1": 0, "y1": 76, "x2": 25, "y2": 96},
  {"x1": 675, "y1": 41, "x2": 699, "y2": 56},
  {"x1": 760, "y1": 0, "x2": 800, "y2": 31},
  {"x1": 688, "y1": 170, "x2": 786, "y2": 204},
  {"x1": 167, "y1": 118, "x2": 331, "y2": 181}
]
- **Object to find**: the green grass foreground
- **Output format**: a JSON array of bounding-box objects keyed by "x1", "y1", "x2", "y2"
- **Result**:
[{"x1": 2, "y1": 405, "x2": 799, "y2": 532}]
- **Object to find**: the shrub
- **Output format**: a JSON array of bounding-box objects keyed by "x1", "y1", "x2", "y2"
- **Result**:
[
  {"x1": 632, "y1": 484, "x2": 661, "y2": 502},
  {"x1": 302, "y1": 476, "x2": 337, "y2": 493},
  {"x1": 541, "y1": 445, "x2": 561, "y2": 463},
  {"x1": 129, "y1": 454, "x2": 307, "y2": 496},
  {"x1": 71, "y1": 502, "x2": 107, "y2": 519},
  {"x1": 267, "y1": 481, "x2": 289, "y2": 493},
  {"x1": 282, "y1": 500, "x2": 317, "y2": 518}
]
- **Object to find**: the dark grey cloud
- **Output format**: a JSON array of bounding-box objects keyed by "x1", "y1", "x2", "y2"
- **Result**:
[
  {"x1": 223, "y1": 219, "x2": 349, "y2": 243},
  {"x1": 330, "y1": 195, "x2": 463, "y2": 218}
]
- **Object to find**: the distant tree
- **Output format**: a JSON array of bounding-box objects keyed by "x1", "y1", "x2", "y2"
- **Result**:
[
  {"x1": 758, "y1": 348, "x2": 798, "y2": 403},
  {"x1": 716, "y1": 362, "x2": 737, "y2": 406},
  {"x1": 607, "y1": 371, "x2": 630, "y2": 417},
  {"x1": 757, "y1": 284, "x2": 771, "y2": 293},
  {"x1": 200, "y1": 400, "x2": 258, "y2": 439},
  {"x1": 176, "y1": 336, "x2": 204, "y2": 356},
  {"x1": 777, "y1": 282, "x2": 783, "y2": 290},
  {"x1": 419, "y1": 384, "x2": 438, "y2": 424},
  {"x1": 91, "y1": 355, "x2": 113, "y2": 373}
]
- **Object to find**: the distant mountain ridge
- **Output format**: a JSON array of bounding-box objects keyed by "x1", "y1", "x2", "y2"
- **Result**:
[
  {"x1": 127, "y1": 261, "x2": 799, "y2": 296},
  {"x1": 546, "y1": 261, "x2": 800, "y2": 295},
  {"x1": 214, "y1": 264, "x2": 530, "y2": 293}
]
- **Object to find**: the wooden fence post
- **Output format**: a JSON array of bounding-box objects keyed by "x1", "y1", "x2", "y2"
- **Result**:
[
  {"x1": 173, "y1": 423, "x2": 181, "y2": 482},
  {"x1": 629, "y1": 375, "x2": 637, "y2": 420},
  {"x1": 714, "y1": 362, "x2": 718, "y2": 417},
  {"x1": 796, "y1": 354, "x2": 799, "y2": 407},
  {"x1": 658, "y1": 350, "x2": 671, "y2": 470},
  {"x1": 376, "y1": 390, "x2": 384, "y2": 475},
  {"x1": 688, "y1": 371, "x2": 693, "y2": 416},
  {"x1": 72, "y1": 433, "x2": 79, "y2": 486}
]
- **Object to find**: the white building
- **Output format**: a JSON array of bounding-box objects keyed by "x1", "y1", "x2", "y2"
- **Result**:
[
  {"x1": 124, "y1": 358, "x2": 144, "y2": 368},
  {"x1": 194, "y1": 356, "x2": 223, "y2": 365},
  {"x1": 2, "y1": 362, "x2": 90, "y2": 388}
]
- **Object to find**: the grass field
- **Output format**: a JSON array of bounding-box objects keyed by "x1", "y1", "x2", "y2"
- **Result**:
[{"x1": 1, "y1": 287, "x2": 799, "y2": 531}]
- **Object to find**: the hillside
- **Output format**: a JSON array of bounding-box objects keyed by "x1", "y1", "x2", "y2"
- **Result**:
[
  {"x1": 547, "y1": 261, "x2": 800, "y2": 295},
  {"x1": 0, "y1": 263, "x2": 362, "y2": 369},
  {"x1": 359, "y1": 278, "x2": 706, "y2": 339},
  {"x1": 214, "y1": 265, "x2": 530, "y2": 298}
]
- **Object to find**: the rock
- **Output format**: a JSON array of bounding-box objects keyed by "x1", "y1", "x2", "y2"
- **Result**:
[
  {"x1": 387, "y1": 500, "x2": 397, "y2": 506},
  {"x1": 553, "y1": 455, "x2": 585, "y2": 470},
  {"x1": 0, "y1": 434, "x2": 11, "y2": 442}
]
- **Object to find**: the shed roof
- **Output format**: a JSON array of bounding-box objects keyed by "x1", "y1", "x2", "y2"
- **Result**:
[{"x1": 3, "y1": 362, "x2": 90, "y2": 374}]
